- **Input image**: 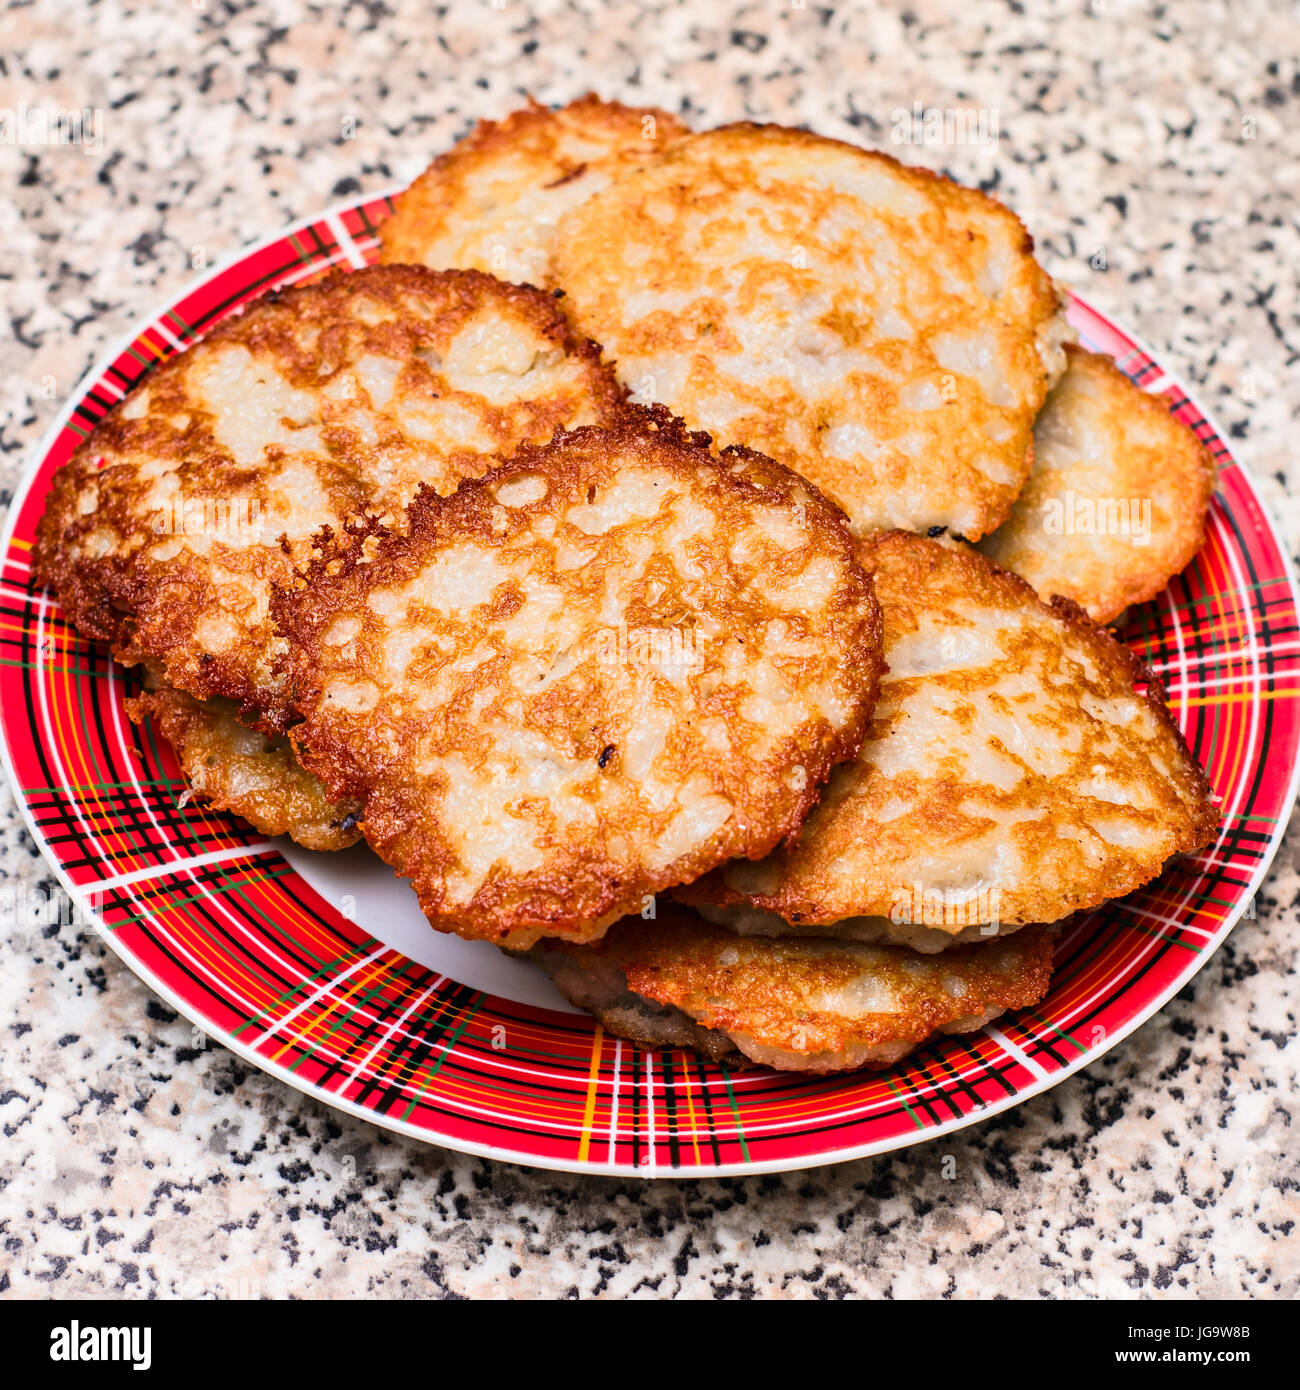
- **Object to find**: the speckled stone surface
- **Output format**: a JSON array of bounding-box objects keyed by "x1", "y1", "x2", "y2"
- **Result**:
[{"x1": 2, "y1": 0, "x2": 1298, "y2": 1299}]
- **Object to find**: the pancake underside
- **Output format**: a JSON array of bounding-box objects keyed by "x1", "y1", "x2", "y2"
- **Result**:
[
  {"x1": 128, "y1": 685, "x2": 362, "y2": 851},
  {"x1": 531, "y1": 910, "x2": 1058, "y2": 1074}
]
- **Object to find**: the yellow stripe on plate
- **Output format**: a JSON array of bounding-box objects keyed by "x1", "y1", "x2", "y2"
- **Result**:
[{"x1": 576, "y1": 1026, "x2": 604, "y2": 1164}]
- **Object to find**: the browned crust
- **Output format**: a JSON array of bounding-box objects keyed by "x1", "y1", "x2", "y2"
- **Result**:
[
  {"x1": 34, "y1": 264, "x2": 627, "y2": 730},
  {"x1": 128, "y1": 685, "x2": 363, "y2": 850},
  {"x1": 548, "y1": 121, "x2": 1070, "y2": 540},
  {"x1": 535, "y1": 906, "x2": 1058, "y2": 1073},
  {"x1": 272, "y1": 408, "x2": 884, "y2": 946},
  {"x1": 708, "y1": 121, "x2": 1050, "y2": 252},
  {"x1": 522, "y1": 932, "x2": 743, "y2": 1065},
  {"x1": 380, "y1": 93, "x2": 690, "y2": 277},
  {"x1": 980, "y1": 344, "x2": 1218, "y2": 623},
  {"x1": 678, "y1": 530, "x2": 1220, "y2": 928}
]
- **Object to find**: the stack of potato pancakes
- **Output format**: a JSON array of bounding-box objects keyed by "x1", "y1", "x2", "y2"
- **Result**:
[{"x1": 37, "y1": 97, "x2": 1220, "y2": 1074}]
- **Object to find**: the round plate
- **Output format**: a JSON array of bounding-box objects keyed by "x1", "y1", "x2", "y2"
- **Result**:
[{"x1": 4, "y1": 193, "x2": 1298, "y2": 1176}]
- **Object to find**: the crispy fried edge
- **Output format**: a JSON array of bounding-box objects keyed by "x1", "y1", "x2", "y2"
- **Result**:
[
  {"x1": 271, "y1": 407, "x2": 885, "y2": 943},
  {"x1": 676, "y1": 529, "x2": 1220, "y2": 927},
  {"x1": 696, "y1": 121, "x2": 1060, "y2": 284},
  {"x1": 380, "y1": 93, "x2": 691, "y2": 276},
  {"x1": 128, "y1": 686, "x2": 363, "y2": 851},
  {"x1": 34, "y1": 264, "x2": 628, "y2": 731},
  {"x1": 983, "y1": 344, "x2": 1218, "y2": 624}
]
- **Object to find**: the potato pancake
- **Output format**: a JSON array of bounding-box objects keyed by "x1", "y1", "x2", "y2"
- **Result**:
[
  {"x1": 274, "y1": 414, "x2": 884, "y2": 948},
  {"x1": 380, "y1": 94, "x2": 688, "y2": 285},
  {"x1": 128, "y1": 685, "x2": 361, "y2": 851},
  {"x1": 37, "y1": 265, "x2": 624, "y2": 725},
  {"x1": 678, "y1": 531, "x2": 1219, "y2": 946},
  {"x1": 36, "y1": 265, "x2": 626, "y2": 843},
  {"x1": 531, "y1": 907, "x2": 1057, "y2": 1074},
  {"x1": 979, "y1": 346, "x2": 1216, "y2": 623},
  {"x1": 549, "y1": 123, "x2": 1072, "y2": 538}
]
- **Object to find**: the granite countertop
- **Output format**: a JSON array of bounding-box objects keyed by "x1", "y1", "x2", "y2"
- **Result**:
[{"x1": 2, "y1": 0, "x2": 1298, "y2": 1299}]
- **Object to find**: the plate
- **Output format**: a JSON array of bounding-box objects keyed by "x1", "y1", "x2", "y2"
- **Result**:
[{"x1": 4, "y1": 192, "x2": 1298, "y2": 1175}]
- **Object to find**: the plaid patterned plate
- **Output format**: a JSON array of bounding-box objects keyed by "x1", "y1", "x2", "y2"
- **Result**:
[{"x1": 3, "y1": 194, "x2": 1297, "y2": 1175}]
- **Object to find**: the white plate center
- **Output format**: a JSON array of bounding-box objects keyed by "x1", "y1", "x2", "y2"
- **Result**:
[{"x1": 280, "y1": 839, "x2": 578, "y2": 1012}]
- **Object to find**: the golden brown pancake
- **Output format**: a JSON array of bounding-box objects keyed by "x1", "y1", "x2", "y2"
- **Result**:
[
  {"x1": 273, "y1": 413, "x2": 884, "y2": 948},
  {"x1": 549, "y1": 123, "x2": 1072, "y2": 539},
  {"x1": 128, "y1": 685, "x2": 361, "y2": 851},
  {"x1": 677, "y1": 531, "x2": 1219, "y2": 946},
  {"x1": 36, "y1": 265, "x2": 626, "y2": 844},
  {"x1": 380, "y1": 94, "x2": 689, "y2": 285},
  {"x1": 531, "y1": 907, "x2": 1057, "y2": 1074},
  {"x1": 979, "y1": 345, "x2": 1216, "y2": 624},
  {"x1": 37, "y1": 265, "x2": 625, "y2": 726}
]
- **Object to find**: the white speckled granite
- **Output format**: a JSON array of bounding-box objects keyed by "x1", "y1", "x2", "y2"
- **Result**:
[{"x1": 1, "y1": 0, "x2": 1298, "y2": 1299}]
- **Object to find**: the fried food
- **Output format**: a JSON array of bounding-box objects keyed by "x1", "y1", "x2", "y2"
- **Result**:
[
  {"x1": 689, "y1": 901, "x2": 1024, "y2": 956},
  {"x1": 531, "y1": 907, "x2": 1057, "y2": 1073},
  {"x1": 37, "y1": 265, "x2": 624, "y2": 726},
  {"x1": 549, "y1": 123, "x2": 1072, "y2": 539},
  {"x1": 274, "y1": 413, "x2": 884, "y2": 948},
  {"x1": 979, "y1": 345, "x2": 1217, "y2": 624},
  {"x1": 677, "y1": 531, "x2": 1219, "y2": 947},
  {"x1": 380, "y1": 94, "x2": 689, "y2": 286},
  {"x1": 35, "y1": 265, "x2": 626, "y2": 841},
  {"x1": 128, "y1": 685, "x2": 362, "y2": 850}
]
